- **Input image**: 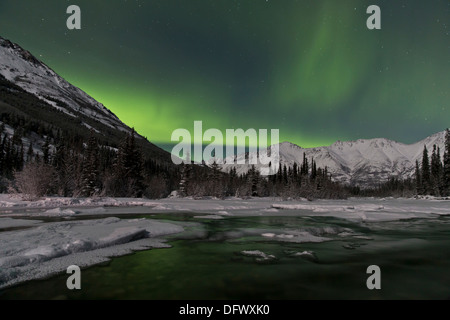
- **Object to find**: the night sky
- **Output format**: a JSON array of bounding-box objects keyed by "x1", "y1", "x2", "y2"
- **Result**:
[{"x1": 0, "y1": 0, "x2": 448, "y2": 148}]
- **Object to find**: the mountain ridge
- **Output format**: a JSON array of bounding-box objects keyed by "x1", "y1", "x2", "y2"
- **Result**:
[
  {"x1": 215, "y1": 131, "x2": 446, "y2": 188},
  {"x1": 0, "y1": 35, "x2": 125, "y2": 131},
  {"x1": 0, "y1": 35, "x2": 172, "y2": 164}
]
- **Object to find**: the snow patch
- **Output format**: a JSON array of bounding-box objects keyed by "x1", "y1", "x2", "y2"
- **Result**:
[{"x1": 43, "y1": 208, "x2": 77, "y2": 216}]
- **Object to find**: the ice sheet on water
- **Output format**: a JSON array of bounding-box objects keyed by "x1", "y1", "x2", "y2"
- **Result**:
[
  {"x1": 210, "y1": 226, "x2": 333, "y2": 243},
  {"x1": 241, "y1": 250, "x2": 276, "y2": 262},
  {"x1": 289, "y1": 250, "x2": 319, "y2": 262},
  {"x1": 0, "y1": 217, "x2": 184, "y2": 289}
]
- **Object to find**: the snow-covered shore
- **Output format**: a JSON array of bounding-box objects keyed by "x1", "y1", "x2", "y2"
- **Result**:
[{"x1": 1, "y1": 194, "x2": 449, "y2": 220}]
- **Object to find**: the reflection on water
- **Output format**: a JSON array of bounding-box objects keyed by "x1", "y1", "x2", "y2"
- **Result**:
[{"x1": 1, "y1": 214, "x2": 450, "y2": 300}]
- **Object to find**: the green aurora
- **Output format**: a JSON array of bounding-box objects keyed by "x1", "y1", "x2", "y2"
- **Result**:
[{"x1": 0, "y1": 0, "x2": 448, "y2": 148}]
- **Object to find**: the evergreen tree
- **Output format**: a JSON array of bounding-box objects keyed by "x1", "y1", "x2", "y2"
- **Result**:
[
  {"x1": 42, "y1": 137, "x2": 50, "y2": 164},
  {"x1": 0, "y1": 135, "x2": 4, "y2": 176},
  {"x1": 80, "y1": 131, "x2": 99, "y2": 197},
  {"x1": 18, "y1": 143, "x2": 24, "y2": 171},
  {"x1": 282, "y1": 164, "x2": 288, "y2": 185},
  {"x1": 209, "y1": 160, "x2": 222, "y2": 197},
  {"x1": 248, "y1": 165, "x2": 260, "y2": 196},
  {"x1": 415, "y1": 160, "x2": 422, "y2": 195},
  {"x1": 443, "y1": 129, "x2": 450, "y2": 196},
  {"x1": 300, "y1": 153, "x2": 309, "y2": 176},
  {"x1": 26, "y1": 142, "x2": 34, "y2": 162},
  {"x1": 437, "y1": 146, "x2": 443, "y2": 195},
  {"x1": 178, "y1": 163, "x2": 188, "y2": 197},
  {"x1": 292, "y1": 162, "x2": 299, "y2": 182},
  {"x1": 421, "y1": 145, "x2": 431, "y2": 194},
  {"x1": 430, "y1": 144, "x2": 442, "y2": 196},
  {"x1": 311, "y1": 159, "x2": 317, "y2": 180},
  {"x1": 276, "y1": 164, "x2": 283, "y2": 183},
  {"x1": 112, "y1": 129, "x2": 144, "y2": 197}
]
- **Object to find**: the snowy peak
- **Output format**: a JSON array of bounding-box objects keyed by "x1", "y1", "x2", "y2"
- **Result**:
[
  {"x1": 217, "y1": 131, "x2": 447, "y2": 188},
  {"x1": 0, "y1": 35, "x2": 173, "y2": 164},
  {"x1": 0, "y1": 36, "x2": 126, "y2": 132}
]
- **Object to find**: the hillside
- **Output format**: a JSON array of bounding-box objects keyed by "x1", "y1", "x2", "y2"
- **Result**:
[{"x1": 0, "y1": 36, "x2": 172, "y2": 163}]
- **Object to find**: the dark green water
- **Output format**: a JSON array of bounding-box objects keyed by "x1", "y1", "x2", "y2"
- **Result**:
[{"x1": 1, "y1": 214, "x2": 450, "y2": 300}]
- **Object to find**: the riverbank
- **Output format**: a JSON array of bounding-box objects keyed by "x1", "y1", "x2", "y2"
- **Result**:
[{"x1": 1, "y1": 195, "x2": 449, "y2": 293}]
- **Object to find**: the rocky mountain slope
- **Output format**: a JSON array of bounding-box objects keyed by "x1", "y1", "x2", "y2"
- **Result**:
[
  {"x1": 217, "y1": 131, "x2": 446, "y2": 188},
  {"x1": 0, "y1": 35, "x2": 171, "y2": 163}
]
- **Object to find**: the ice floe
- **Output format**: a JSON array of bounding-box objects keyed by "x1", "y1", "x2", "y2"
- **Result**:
[{"x1": 0, "y1": 217, "x2": 185, "y2": 289}]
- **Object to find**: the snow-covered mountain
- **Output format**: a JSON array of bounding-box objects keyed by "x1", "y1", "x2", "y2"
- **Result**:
[
  {"x1": 215, "y1": 131, "x2": 447, "y2": 188},
  {"x1": 0, "y1": 36, "x2": 126, "y2": 132},
  {"x1": 0, "y1": 35, "x2": 171, "y2": 163}
]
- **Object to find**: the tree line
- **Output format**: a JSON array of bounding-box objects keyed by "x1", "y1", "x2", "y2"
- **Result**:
[
  {"x1": 0, "y1": 123, "x2": 178, "y2": 200},
  {"x1": 357, "y1": 129, "x2": 450, "y2": 198},
  {"x1": 414, "y1": 129, "x2": 450, "y2": 197},
  {"x1": 177, "y1": 152, "x2": 348, "y2": 200},
  {"x1": 2, "y1": 116, "x2": 449, "y2": 200},
  {"x1": 1, "y1": 119, "x2": 348, "y2": 200}
]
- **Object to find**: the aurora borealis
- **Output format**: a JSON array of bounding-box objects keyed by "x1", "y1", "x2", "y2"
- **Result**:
[{"x1": 0, "y1": 0, "x2": 448, "y2": 148}]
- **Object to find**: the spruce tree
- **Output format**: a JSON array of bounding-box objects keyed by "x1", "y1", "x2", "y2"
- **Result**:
[
  {"x1": 178, "y1": 163, "x2": 188, "y2": 197},
  {"x1": 112, "y1": 129, "x2": 144, "y2": 197},
  {"x1": 42, "y1": 137, "x2": 50, "y2": 165},
  {"x1": 80, "y1": 131, "x2": 99, "y2": 197},
  {"x1": 292, "y1": 162, "x2": 298, "y2": 182},
  {"x1": 127, "y1": 129, "x2": 144, "y2": 197},
  {"x1": 421, "y1": 145, "x2": 431, "y2": 195},
  {"x1": 415, "y1": 160, "x2": 422, "y2": 195},
  {"x1": 301, "y1": 153, "x2": 309, "y2": 176},
  {"x1": 277, "y1": 164, "x2": 283, "y2": 183},
  {"x1": 311, "y1": 159, "x2": 317, "y2": 180},
  {"x1": 0, "y1": 135, "x2": 4, "y2": 176},
  {"x1": 437, "y1": 147, "x2": 443, "y2": 195},
  {"x1": 282, "y1": 164, "x2": 288, "y2": 185},
  {"x1": 26, "y1": 142, "x2": 34, "y2": 162},
  {"x1": 18, "y1": 143, "x2": 24, "y2": 171},
  {"x1": 443, "y1": 129, "x2": 450, "y2": 196},
  {"x1": 430, "y1": 145, "x2": 442, "y2": 196},
  {"x1": 248, "y1": 165, "x2": 260, "y2": 196},
  {"x1": 209, "y1": 160, "x2": 222, "y2": 197}
]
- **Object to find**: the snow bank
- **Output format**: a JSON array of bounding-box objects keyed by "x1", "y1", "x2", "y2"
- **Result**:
[
  {"x1": 0, "y1": 217, "x2": 184, "y2": 289},
  {"x1": 43, "y1": 208, "x2": 77, "y2": 216},
  {"x1": 0, "y1": 195, "x2": 161, "y2": 210},
  {"x1": 1, "y1": 195, "x2": 449, "y2": 221},
  {"x1": 270, "y1": 198, "x2": 450, "y2": 221}
]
